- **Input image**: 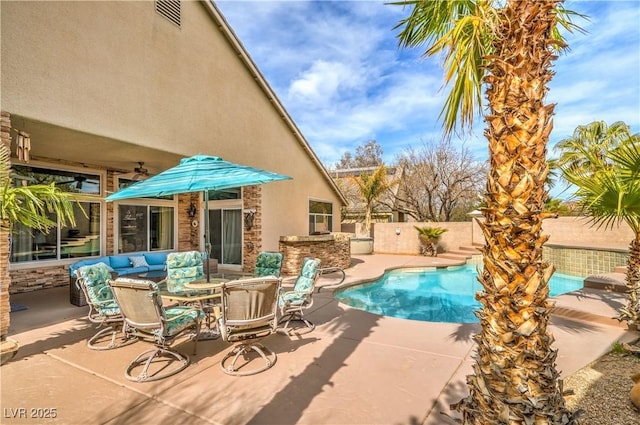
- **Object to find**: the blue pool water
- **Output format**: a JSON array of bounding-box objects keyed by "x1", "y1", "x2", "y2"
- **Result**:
[{"x1": 334, "y1": 265, "x2": 584, "y2": 323}]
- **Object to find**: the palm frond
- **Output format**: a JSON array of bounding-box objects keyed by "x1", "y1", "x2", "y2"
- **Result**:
[
  {"x1": 392, "y1": 1, "x2": 582, "y2": 139},
  {"x1": 609, "y1": 136, "x2": 640, "y2": 181},
  {"x1": 566, "y1": 164, "x2": 640, "y2": 234},
  {"x1": 393, "y1": 0, "x2": 493, "y2": 138}
]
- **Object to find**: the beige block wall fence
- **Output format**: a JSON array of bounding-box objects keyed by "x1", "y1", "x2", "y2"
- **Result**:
[{"x1": 374, "y1": 217, "x2": 634, "y2": 277}]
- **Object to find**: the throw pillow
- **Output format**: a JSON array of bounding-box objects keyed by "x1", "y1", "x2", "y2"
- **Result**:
[{"x1": 129, "y1": 256, "x2": 150, "y2": 268}]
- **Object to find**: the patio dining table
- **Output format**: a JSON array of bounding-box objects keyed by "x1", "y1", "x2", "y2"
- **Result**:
[{"x1": 158, "y1": 278, "x2": 229, "y2": 337}]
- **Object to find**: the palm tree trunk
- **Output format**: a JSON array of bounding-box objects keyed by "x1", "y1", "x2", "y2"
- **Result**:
[
  {"x1": 452, "y1": 1, "x2": 577, "y2": 423},
  {"x1": 619, "y1": 236, "x2": 640, "y2": 327},
  {"x1": 0, "y1": 224, "x2": 10, "y2": 340}
]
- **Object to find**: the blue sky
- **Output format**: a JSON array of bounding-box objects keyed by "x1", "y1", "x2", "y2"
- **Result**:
[{"x1": 216, "y1": 1, "x2": 640, "y2": 173}]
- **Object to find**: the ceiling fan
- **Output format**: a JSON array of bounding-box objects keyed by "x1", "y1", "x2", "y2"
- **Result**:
[{"x1": 131, "y1": 162, "x2": 149, "y2": 180}]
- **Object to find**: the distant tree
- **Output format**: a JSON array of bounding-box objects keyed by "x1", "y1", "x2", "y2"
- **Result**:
[
  {"x1": 351, "y1": 165, "x2": 398, "y2": 234},
  {"x1": 394, "y1": 139, "x2": 486, "y2": 222},
  {"x1": 544, "y1": 197, "x2": 571, "y2": 216},
  {"x1": 334, "y1": 151, "x2": 355, "y2": 169},
  {"x1": 554, "y1": 121, "x2": 632, "y2": 171},
  {"x1": 335, "y1": 140, "x2": 383, "y2": 169},
  {"x1": 354, "y1": 140, "x2": 383, "y2": 167}
]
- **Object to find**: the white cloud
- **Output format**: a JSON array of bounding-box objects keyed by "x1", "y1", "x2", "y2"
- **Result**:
[{"x1": 217, "y1": 0, "x2": 640, "y2": 167}]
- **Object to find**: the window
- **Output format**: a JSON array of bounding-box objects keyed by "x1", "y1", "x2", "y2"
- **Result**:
[
  {"x1": 10, "y1": 165, "x2": 102, "y2": 263},
  {"x1": 208, "y1": 188, "x2": 241, "y2": 201},
  {"x1": 309, "y1": 200, "x2": 333, "y2": 234},
  {"x1": 12, "y1": 165, "x2": 101, "y2": 195},
  {"x1": 11, "y1": 201, "x2": 101, "y2": 263},
  {"x1": 118, "y1": 205, "x2": 174, "y2": 253},
  {"x1": 118, "y1": 179, "x2": 173, "y2": 200}
]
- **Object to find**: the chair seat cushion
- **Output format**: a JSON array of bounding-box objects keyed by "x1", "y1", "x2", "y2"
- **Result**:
[
  {"x1": 96, "y1": 301, "x2": 121, "y2": 316},
  {"x1": 279, "y1": 291, "x2": 308, "y2": 306},
  {"x1": 160, "y1": 307, "x2": 204, "y2": 336}
]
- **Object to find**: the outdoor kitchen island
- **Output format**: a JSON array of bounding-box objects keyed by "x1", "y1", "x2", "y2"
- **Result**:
[{"x1": 278, "y1": 233, "x2": 352, "y2": 276}]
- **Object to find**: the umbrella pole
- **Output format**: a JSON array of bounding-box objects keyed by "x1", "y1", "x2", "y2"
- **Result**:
[{"x1": 204, "y1": 190, "x2": 211, "y2": 283}]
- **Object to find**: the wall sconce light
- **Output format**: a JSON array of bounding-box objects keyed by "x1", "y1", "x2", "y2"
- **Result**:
[
  {"x1": 244, "y1": 209, "x2": 256, "y2": 230},
  {"x1": 395, "y1": 227, "x2": 401, "y2": 235},
  {"x1": 188, "y1": 203, "x2": 197, "y2": 218}
]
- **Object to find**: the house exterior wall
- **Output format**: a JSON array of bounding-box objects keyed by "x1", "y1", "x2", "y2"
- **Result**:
[
  {"x1": 1, "y1": 1, "x2": 342, "y2": 291},
  {"x1": 1, "y1": 1, "x2": 341, "y2": 238}
]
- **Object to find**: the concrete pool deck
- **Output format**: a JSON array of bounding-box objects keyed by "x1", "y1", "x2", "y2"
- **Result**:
[{"x1": 1, "y1": 254, "x2": 635, "y2": 424}]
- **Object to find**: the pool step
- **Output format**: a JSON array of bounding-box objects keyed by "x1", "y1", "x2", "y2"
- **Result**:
[
  {"x1": 583, "y1": 272, "x2": 627, "y2": 293},
  {"x1": 614, "y1": 265, "x2": 628, "y2": 274},
  {"x1": 439, "y1": 245, "x2": 481, "y2": 261}
]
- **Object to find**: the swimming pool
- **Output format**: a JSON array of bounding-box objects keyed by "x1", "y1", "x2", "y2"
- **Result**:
[{"x1": 334, "y1": 265, "x2": 584, "y2": 323}]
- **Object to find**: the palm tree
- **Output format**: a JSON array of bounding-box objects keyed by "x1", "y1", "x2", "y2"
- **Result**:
[
  {"x1": 559, "y1": 134, "x2": 640, "y2": 327},
  {"x1": 555, "y1": 120, "x2": 633, "y2": 171},
  {"x1": 394, "y1": 1, "x2": 582, "y2": 423},
  {"x1": 351, "y1": 165, "x2": 397, "y2": 235},
  {"x1": 0, "y1": 142, "x2": 77, "y2": 344}
]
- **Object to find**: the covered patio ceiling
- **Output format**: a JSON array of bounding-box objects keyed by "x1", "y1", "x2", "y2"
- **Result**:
[{"x1": 8, "y1": 115, "x2": 185, "y2": 175}]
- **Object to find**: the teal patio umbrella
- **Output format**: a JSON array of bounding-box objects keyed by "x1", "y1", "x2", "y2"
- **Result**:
[{"x1": 106, "y1": 154, "x2": 292, "y2": 281}]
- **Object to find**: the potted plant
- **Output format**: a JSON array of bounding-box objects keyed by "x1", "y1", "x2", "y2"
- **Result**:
[{"x1": 414, "y1": 225, "x2": 448, "y2": 256}]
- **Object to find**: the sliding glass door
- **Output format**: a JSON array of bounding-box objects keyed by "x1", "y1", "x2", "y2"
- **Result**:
[{"x1": 209, "y1": 208, "x2": 242, "y2": 265}]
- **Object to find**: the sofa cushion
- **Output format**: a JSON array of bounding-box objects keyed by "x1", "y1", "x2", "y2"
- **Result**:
[
  {"x1": 144, "y1": 252, "x2": 170, "y2": 266},
  {"x1": 129, "y1": 256, "x2": 150, "y2": 268},
  {"x1": 109, "y1": 255, "x2": 131, "y2": 269},
  {"x1": 114, "y1": 266, "x2": 149, "y2": 276},
  {"x1": 148, "y1": 264, "x2": 166, "y2": 272}
]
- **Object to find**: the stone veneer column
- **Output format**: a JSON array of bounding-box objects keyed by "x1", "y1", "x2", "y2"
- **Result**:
[
  {"x1": 1, "y1": 111, "x2": 12, "y2": 340},
  {"x1": 178, "y1": 193, "x2": 200, "y2": 251},
  {"x1": 242, "y1": 186, "x2": 261, "y2": 273},
  {"x1": 105, "y1": 170, "x2": 116, "y2": 254}
]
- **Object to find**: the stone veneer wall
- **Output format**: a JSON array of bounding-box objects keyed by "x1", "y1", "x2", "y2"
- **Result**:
[
  {"x1": 177, "y1": 193, "x2": 200, "y2": 251},
  {"x1": 279, "y1": 233, "x2": 351, "y2": 276},
  {"x1": 242, "y1": 186, "x2": 261, "y2": 273}
]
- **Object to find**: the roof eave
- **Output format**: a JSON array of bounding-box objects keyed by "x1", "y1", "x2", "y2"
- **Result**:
[{"x1": 202, "y1": 1, "x2": 347, "y2": 206}]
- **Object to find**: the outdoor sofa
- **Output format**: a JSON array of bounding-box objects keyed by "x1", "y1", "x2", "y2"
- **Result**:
[
  {"x1": 69, "y1": 252, "x2": 173, "y2": 306},
  {"x1": 69, "y1": 251, "x2": 219, "y2": 306}
]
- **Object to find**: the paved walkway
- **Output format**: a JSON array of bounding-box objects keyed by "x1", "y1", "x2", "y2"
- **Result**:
[{"x1": 1, "y1": 254, "x2": 635, "y2": 424}]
